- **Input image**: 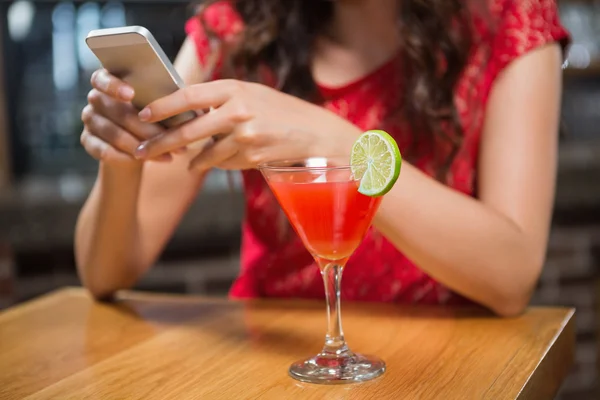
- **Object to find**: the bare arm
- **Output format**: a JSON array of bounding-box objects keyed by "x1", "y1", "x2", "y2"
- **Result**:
[
  {"x1": 75, "y1": 38, "x2": 212, "y2": 298},
  {"x1": 373, "y1": 44, "x2": 563, "y2": 316}
]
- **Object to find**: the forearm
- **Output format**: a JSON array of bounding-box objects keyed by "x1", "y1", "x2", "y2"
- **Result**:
[
  {"x1": 374, "y1": 164, "x2": 547, "y2": 316},
  {"x1": 75, "y1": 162, "x2": 145, "y2": 298}
]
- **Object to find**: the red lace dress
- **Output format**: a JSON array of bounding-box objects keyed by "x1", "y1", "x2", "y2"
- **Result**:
[{"x1": 185, "y1": 0, "x2": 570, "y2": 304}]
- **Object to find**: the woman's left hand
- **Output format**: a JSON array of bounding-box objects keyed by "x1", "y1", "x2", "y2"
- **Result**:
[{"x1": 134, "y1": 79, "x2": 359, "y2": 171}]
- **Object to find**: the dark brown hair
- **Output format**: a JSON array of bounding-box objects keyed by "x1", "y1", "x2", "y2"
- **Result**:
[{"x1": 198, "y1": 0, "x2": 481, "y2": 180}]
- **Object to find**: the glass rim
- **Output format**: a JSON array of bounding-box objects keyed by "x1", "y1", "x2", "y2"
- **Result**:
[{"x1": 257, "y1": 156, "x2": 366, "y2": 172}]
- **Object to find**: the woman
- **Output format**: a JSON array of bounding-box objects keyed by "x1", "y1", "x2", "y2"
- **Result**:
[{"x1": 76, "y1": 0, "x2": 570, "y2": 316}]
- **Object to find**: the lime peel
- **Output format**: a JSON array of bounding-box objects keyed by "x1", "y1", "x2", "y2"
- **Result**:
[{"x1": 350, "y1": 130, "x2": 402, "y2": 197}]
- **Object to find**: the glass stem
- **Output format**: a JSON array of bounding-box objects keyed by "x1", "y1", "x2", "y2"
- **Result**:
[{"x1": 321, "y1": 263, "x2": 349, "y2": 356}]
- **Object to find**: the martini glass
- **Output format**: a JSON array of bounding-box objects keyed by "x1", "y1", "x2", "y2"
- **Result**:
[{"x1": 259, "y1": 156, "x2": 386, "y2": 384}]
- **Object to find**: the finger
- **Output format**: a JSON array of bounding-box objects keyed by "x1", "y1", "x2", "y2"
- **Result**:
[
  {"x1": 80, "y1": 129, "x2": 140, "y2": 164},
  {"x1": 137, "y1": 79, "x2": 242, "y2": 123},
  {"x1": 87, "y1": 90, "x2": 164, "y2": 141},
  {"x1": 188, "y1": 135, "x2": 239, "y2": 172},
  {"x1": 214, "y1": 154, "x2": 251, "y2": 171},
  {"x1": 90, "y1": 69, "x2": 135, "y2": 101},
  {"x1": 82, "y1": 105, "x2": 146, "y2": 156},
  {"x1": 80, "y1": 128, "x2": 172, "y2": 164},
  {"x1": 134, "y1": 105, "x2": 237, "y2": 160},
  {"x1": 172, "y1": 147, "x2": 188, "y2": 155},
  {"x1": 80, "y1": 129, "x2": 110, "y2": 161}
]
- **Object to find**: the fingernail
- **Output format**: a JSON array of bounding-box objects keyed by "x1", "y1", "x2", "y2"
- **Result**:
[
  {"x1": 119, "y1": 86, "x2": 134, "y2": 100},
  {"x1": 94, "y1": 71, "x2": 109, "y2": 91},
  {"x1": 173, "y1": 147, "x2": 187, "y2": 155},
  {"x1": 134, "y1": 143, "x2": 148, "y2": 159},
  {"x1": 138, "y1": 108, "x2": 151, "y2": 122}
]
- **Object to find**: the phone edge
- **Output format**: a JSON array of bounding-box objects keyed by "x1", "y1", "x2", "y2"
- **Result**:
[{"x1": 85, "y1": 26, "x2": 187, "y2": 88}]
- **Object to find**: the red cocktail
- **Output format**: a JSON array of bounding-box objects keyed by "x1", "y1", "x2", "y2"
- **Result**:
[{"x1": 260, "y1": 157, "x2": 386, "y2": 384}]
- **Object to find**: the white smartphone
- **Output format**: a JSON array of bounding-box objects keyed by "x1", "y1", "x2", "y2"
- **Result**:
[{"x1": 85, "y1": 26, "x2": 197, "y2": 128}]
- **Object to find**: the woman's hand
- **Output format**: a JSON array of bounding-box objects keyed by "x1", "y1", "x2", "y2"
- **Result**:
[
  {"x1": 133, "y1": 79, "x2": 359, "y2": 171},
  {"x1": 81, "y1": 69, "x2": 169, "y2": 166}
]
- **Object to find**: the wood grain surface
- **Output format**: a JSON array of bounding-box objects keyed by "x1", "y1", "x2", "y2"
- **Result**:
[{"x1": 0, "y1": 287, "x2": 575, "y2": 400}]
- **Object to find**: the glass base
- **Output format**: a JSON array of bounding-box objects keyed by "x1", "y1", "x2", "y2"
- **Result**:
[{"x1": 289, "y1": 351, "x2": 386, "y2": 384}]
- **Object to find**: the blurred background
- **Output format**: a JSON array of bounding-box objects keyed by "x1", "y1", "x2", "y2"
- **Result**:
[{"x1": 0, "y1": 1, "x2": 598, "y2": 399}]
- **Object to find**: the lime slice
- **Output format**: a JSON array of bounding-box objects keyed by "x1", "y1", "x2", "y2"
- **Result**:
[{"x1": 350, "y1": 130, "x2": 402, "y2": 197}]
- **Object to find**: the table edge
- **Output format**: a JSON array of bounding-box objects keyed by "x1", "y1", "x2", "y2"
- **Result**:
[
  {"x1": 1, "y1": 287, "x2": 577, "y2": 317},
  {"x1": 0, "y1": 287, "x2": 85, "y2": 322},
  {"x1": 510, "y1": 308, "x2": 576, "y2": 400}
]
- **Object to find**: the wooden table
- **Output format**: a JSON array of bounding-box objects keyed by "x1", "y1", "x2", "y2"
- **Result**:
[{"x1": 0, "y1": 288, "x2": 575, "y2": 399}]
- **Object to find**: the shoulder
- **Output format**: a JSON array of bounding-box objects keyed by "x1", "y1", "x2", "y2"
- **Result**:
[
  {"x1": 184, "y1": 1, "x2": 243, "y2": 73},
  {"x1": 452, "y1": 1, "x2": 568, "y2": 153},
  {"x1": 484, "y1": 0, "x2": 570, "y2": 73},
  {"x1": 186, "y1": 1, "x2": 243, "y2": 41}
]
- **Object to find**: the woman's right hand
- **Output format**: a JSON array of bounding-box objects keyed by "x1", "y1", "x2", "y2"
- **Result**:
[{"x1": 81, "y1": 69, "x2": 171, "y2": 166}]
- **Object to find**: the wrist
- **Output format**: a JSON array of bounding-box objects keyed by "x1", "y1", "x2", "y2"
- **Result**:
[
  {"x1": 98, "y1": 161, "x2": 144, "y2": 187},
  {"x1": 310, "y1": 110, "x2": 362, "y2": 158}
]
